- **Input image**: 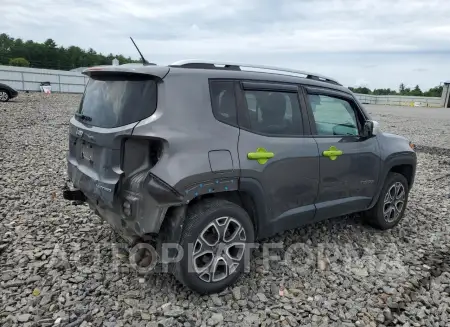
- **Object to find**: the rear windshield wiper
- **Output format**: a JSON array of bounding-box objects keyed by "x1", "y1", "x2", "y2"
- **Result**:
[{"x1": 75, "y1": 113, "x2": 93, "y2": 122}]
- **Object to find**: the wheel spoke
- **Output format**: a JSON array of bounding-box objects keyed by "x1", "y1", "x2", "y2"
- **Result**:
[
  {"x1": 394, "y1": 182, "x2": 402, "y2": 197},
  {"x1": 395, "y1": 184, "x2": 405, "y2": 201},
  {"x1": 192, "y1": 235, "x2": 216, "y2": 274},
  {"x1": 225, "y1": 243, "x2": 246, "y2": 262},
  {"x1": 198, "y1": 271, "x2": 211, "y2": 283},
  {"x1": 193, "y1": 251, "x2": 214, "y2": 274},
  {"x1": 200, "y1": 222, "x2": 221, "y2": 247},
  {"x1": 223, "y1": 218, "x2": 246, "y2": 243},
  {"x1": 384, "y1": 205, "x2": 395, "y2": 221},
  {"x1": 395, "y1": 200, "x2": 404, "y2": 213},
  {"x1": 384, "y1": 186, "x2": 394, "y2": 205},
  {"x1": 211, "y1": 256, "x2": 228, "y2": 282},
  {"x1": 212, "y1": 216, "x2": 230, "y2": 241}
]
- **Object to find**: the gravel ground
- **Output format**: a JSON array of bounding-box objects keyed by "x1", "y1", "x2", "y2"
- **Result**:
[
  {"x1": 0, "y1": 93, "x2": 449, "y2": 327},
  {"x1": 366, "y1": 104, "x2": 450, "y2": 150}
]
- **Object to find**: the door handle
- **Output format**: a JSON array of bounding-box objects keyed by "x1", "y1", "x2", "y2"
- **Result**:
[
  {"x1": 247, "y1": 148, "x2": 274, "y2": 165},
  {"x1": 322, "y1": 146, "x2": 343, "y2": 160}
]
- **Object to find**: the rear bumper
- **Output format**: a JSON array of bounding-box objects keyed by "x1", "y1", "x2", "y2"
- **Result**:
[{"x1": 64, "y1": 162, "x2": 184, "y2": 240}]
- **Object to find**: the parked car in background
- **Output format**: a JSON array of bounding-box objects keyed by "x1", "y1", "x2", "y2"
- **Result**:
[{"x1": 0, "y1": 83, "x2": 18, "y2": 102}]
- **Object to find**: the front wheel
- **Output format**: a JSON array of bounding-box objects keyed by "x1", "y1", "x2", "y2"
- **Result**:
[
  {"x1": 174, "y1": 199, "x2": 254, "y2": 294},
  {"x1": 364, "y1": 172, "x2": 409, "y2": 230},
  {"x1": 0, "y1": 90, "x2": 10, "y2": 102}
]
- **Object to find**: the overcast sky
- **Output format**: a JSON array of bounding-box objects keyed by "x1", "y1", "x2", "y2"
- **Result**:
[{"x1": 2, "y1": 0, "x2": 449, "y2": 89}]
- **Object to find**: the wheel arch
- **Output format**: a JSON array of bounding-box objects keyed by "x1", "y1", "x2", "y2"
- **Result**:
[
  {"x1": 0, "y1": 88, "x2": 11, "y2": 94},
  {"x1": 160, "y1": 177, "x2": 270, "y2": 248},
  {"x1": 368, "y1": 152, "x2": 417, "y2": 209}
]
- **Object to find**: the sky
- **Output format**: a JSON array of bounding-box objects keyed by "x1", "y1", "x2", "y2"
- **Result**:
[{"x1": 1, "y1": 0, "x2": 449, "y2": 90}]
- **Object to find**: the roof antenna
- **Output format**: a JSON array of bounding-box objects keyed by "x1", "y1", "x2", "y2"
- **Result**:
[{"x1": 130, "y1": 37, "x2": 155, "y2": 66}]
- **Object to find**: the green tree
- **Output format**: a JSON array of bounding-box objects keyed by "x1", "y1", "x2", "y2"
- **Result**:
[
  {"x1": 373, "y1": 88, "x2": 397, "y2": 95},
  {"x1": 423, "y1": 86, "x2": 443, "y2": 97},
  {"x1": 349, "y1": 86, "x2": 371, "y2": 94},
  {"x1": 350, "y1": 83, "x2": 443, "y2": 98},
  {"x1": 410, "y1": 85, "x2": 423, "y2": 96},
  {"x1": 1, "y1": 33, "x2": 138, "y2": 70},
  {"x1": 9, "y1": 57, "x2": 30, "y2": 67}
]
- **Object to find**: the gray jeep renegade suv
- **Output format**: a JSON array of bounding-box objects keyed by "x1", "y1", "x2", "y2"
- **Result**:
[{"x1": 63, "y1": 59, "x2": 417, "y2": 294}]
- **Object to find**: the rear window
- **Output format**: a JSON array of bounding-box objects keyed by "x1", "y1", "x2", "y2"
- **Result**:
[
  {"x1": 77, "y1": 74, "x2": 157, "y2": 128},
  {"x1": 209, "y1": 80, "x2": 238, "y2": 126}
]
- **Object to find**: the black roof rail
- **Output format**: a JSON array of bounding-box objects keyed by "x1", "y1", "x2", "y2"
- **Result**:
[{"x1": 170, "y1": 59, "x2": 341, "y2": 85}]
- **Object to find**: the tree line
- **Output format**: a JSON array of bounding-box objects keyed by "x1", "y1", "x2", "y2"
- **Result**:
[
  {"x1": 0, "y1": 33, "x2": 139, "y2": 71},
  {"x1": 349, "y1": 83, "x2": 443, "y2": 98},
  {"x1": 0, "y1": 33, "x2": 445, "y2": 98}
]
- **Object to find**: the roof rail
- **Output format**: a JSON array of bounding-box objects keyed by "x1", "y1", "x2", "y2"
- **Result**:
[{"x1": 170, "y1": 59, "x2": 341, "y2": 85}]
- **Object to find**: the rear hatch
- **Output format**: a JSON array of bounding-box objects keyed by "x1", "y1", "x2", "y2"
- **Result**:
[{"x1": 67, "y1": 66, "x2": 168, "y2": 206}]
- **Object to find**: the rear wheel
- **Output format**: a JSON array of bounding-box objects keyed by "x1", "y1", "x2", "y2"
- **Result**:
[
  {"x1": 364, "y1": 172, "x2": 409, "y2": 230},
  {"x1": 0, "y1": 90, "x2": 10, "y2": 102},
  {"x1": 174, "y1": 199, "x2": 254, "y2": 294}
]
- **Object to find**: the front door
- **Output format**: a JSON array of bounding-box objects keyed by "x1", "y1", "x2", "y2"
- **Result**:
[
  {"x1": 303, "y1": 88, "x2": 381, "y2": 221},
  {"x1": 236, "y1": 81, "x2": 320, "y2": 238}
]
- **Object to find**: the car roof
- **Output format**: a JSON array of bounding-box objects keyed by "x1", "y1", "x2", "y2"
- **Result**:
[
  {"x1": 167, "y1": 66, "x2": 351, "y2": 94},
  {"x1": 83, "y1": 61, "x2": 351, "y2": 94}
]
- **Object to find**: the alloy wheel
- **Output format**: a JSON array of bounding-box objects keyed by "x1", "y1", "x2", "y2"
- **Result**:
[
  {"x1": 383, "y1": 182, "x2": 406, "y2": 223},
  {"x1": 0, "y1": 91, "x2": 8, "y2": 101},
  {"x1": 192, "y1": 216, "x2": 247, "y2": 283}
]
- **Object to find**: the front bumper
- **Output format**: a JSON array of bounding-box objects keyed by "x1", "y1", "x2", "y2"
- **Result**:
[{"x1": 63, "y1": 163, "x2": 184, "y2": 240}]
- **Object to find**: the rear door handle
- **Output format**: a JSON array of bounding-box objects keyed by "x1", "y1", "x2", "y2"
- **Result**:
[{"x1": 247, "y1": 148, "x2": 274, "y2": 164}]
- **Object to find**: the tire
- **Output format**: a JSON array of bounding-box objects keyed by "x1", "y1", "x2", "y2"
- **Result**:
[
  {"x1": 0, "y1": 90, "x2": 10, "y2": 102},
  {"x1": 174, "y1": 198, "x2": 254, "y2": 294},
  {"x1": 364, "y1": 172, "x2": 409, "y2": 230}
]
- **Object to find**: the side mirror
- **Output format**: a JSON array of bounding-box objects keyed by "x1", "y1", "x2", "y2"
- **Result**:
[{"x1": 363, "y1": 120, "x2": 380, "y2": 137}]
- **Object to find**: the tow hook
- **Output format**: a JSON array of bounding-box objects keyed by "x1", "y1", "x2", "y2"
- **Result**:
[{"x1": 62, "y1": 182, "x2": 86, "y2": 204}]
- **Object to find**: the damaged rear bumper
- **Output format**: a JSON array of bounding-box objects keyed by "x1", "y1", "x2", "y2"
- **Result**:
[{"x1": 63, "y1": 163, "x2": 185, "y2": 240}]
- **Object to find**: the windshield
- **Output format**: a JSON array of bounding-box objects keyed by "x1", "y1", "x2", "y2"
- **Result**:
[{"x1": 77, "y1": 74, "x2": 157, "y2": 128}]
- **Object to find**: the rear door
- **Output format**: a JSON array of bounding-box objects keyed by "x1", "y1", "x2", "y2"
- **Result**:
[
  {"x1": 67, "y1": 71, "x2": 160, "y2": 206},
  {"x1": 236, "y1": 81, "x2": 320, "y2": 237},
  {"x1": 303, "y1": 87, "x2": 381, "y2": 220}
]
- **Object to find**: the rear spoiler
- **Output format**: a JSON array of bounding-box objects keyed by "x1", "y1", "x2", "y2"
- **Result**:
[{"x1": 82, "y1": 65, "x2": 170, "y2": 79}]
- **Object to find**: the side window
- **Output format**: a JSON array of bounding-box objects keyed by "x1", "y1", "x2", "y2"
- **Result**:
[
  {"x1": 242, "y1": 89, "x2": 303, "y2": 136},
  {"x1": 210, "y1": 81, "x2": 237, "y2": 126},
  {"x1": 307, "y1": 94, "x2": 360, "y2": 136}
]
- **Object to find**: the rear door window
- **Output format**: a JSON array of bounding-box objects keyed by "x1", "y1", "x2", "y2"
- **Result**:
[
  {"x1": 78, "y1": 74, "x2": 157, "y2": 128},
  {"x1": 241, "y1": 89, "x2": 303, "y2": 136}
]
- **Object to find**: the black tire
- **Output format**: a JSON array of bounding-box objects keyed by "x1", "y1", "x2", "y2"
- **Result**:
[
  {"x1": 364, "y1": 172, "x2": 409, "y2": 230},
  {"x1": 174, "y1": 198, "x2": 254, "y2": 294},
  {"x1": 0, "y1": 90, "x2": 10, "y2": 102}
]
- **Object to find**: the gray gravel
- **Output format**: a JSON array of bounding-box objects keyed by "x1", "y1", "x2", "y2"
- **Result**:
[
  {"x1": 366, "y1": 104, "x2": 450, "y2": 150},
  {"x1": 0, "y1": 93, "x2": 449, "y2": 327}
]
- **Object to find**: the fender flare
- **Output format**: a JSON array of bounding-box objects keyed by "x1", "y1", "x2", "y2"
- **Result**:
[
  {"x1": 368, "y1": 152, "x2": 417, "y2": 209},
  {"x1": 239, "y1": 177, "x2": 271, "y2": 239}
]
